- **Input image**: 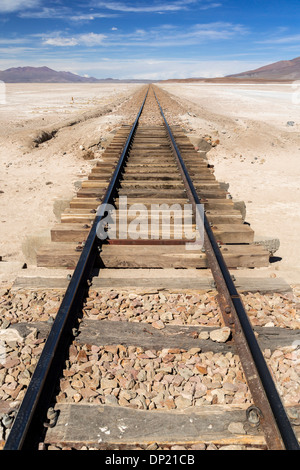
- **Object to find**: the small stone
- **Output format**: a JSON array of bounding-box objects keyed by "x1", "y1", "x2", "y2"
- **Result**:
[
  {"x1": 1, "y1": 319, "x2": 11, "y2": 329},
  {"x1": 175, "y1": 396, "x2": 192, "y2": 409},
  {"x1": 219, "y1": 445, "x2": 245, "y2": 450},
  {"x1": 162, "y1": 397, "x2": 175, "y2": 409},
  {"x1": 128, "y1": 293, "x2": 137, "y2": 300},
  {"x1": 228, "y1": 421, "x2": 246, "y2": 435},
  {"x1": 191, "y1": 443, "x2": 206, "y2": 450},
  {"x1": 172, "y1": 375, "x2": 184, "y2": 386},
  {"x1": 179, "y1": 369, "x2": 193, "y2": 380},
  {"x1": 194, "y1": 383, "x2": 207, "y2": 398},
  {"x1": 101, "y1": 378, "x2": 118, "y2": 390},
  {"x1": 119, "y1": 390, "x2": 137, "y2": 401},
  {"x1": 4, "y1": 357, "x2": 20, "y2": 368},
  {"x1": 264, "y1": 348, "x2": 272, "y2": 359},
  {"x1": 71, "y1": 379, "x2": 84, "y2": 390},
  {"x1": 167, "y1": 348, "x2": 181, "y2": 354},
  {"x1": 161, "y1": 312, "x2": 173, "y2": 321},
  {"x1": 144, "y1": 350, "x2": 157, "y2": 359},
  {"x1": 206, "y1": 444, "x2": 218, "y2": 450},
  {"x1": 210, "y1": 327, "x2": 231, "y2": 343},
  {"x1": 211, "y1": 389, "x2": 225, "y2": 404},
  {"x1": 271, "y1": 350, "x2": 284, "y2": 359},
  {"x1": 104, "y1": 345, "x2": 119, "y2": 355},
  {"x1": 146, "y1": 443, "x2": 158, "y2": 450},
  {"x1": 137, "y1": 370, "x2": 147, "y2": 382},
  {"x1": 110, "y1": 292, "x2": 118, "y2": 300},
  {"x1": 199, "y1": 331, "x2": 210, "y2": 340},
  {"x1": 130, "y1": 396, "x2": 147, "y2": 409},
  {"x1": 73, "y1": 392, "x2": 82, "y2": 403},
  {"x1": 162, "y1": 353, "x2": 175, "y2": 363},
  {"x1": 152, "y1": 320, "x2": 165, "y2": 330},
  {"x1": 119, "y1": 396, "x2": 130, "y2": 407},
  {"x1": 195, "y1": 365, "x2": 208, "y2": 375},
  {"x1": 188, "y1": 347, "x2": 201, "y2": 355},
  {"x1": 105, "y1": 394, "x2": 119, "y2": 406},
  {"x1": 119, "y1": 377, "x2": 135, "y2": 389},
  {"x1": 77, "y1": 349, "x2": 88, "y2": 362},
  {"x1": 81, "y1": 387, "x2": 99, "y2": 400}
]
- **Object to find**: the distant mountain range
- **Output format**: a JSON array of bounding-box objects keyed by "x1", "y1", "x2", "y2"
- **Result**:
[
  {"x1": 0, "y1": 66, "x2": 155, "y2": 83},
  {"x1": 227, "y1": 56, "x2": 300, "y2": 80},
  {"x1": 157, "y1": 56, "x2": 300, "y2": 83},
  {"x1": 1, "y1": 57, "x2": 300, "y2": 83}
]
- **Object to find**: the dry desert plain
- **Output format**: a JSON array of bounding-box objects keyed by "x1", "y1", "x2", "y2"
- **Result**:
[{"x1": 0, "y1": 82, "x2": 300, "y2": 286}]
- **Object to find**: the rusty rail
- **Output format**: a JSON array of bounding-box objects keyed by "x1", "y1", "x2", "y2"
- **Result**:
[{"x1": 154, "y1": 88, "x2": 299, "y2": 451}]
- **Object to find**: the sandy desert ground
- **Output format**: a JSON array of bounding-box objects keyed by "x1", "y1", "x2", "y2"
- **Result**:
[
  {"x1": 0, "y1": 82, "x2": 299, "y2": 285},
  {"x1": 0, "y1": 83, "x2": 142, "y2": 282}
]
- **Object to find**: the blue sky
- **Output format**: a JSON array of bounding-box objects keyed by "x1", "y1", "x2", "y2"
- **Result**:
[{"x1": 1, "y1": 0, "x2": 300, "y2": 79}]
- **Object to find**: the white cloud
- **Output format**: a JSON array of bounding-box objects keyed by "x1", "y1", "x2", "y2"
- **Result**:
[
  {"x1": 0, "y1": 38, "x2": 27, "y2": 44},
  {"x1": 258, "y1": 34, "x2": 300, "y2": 44},
  {"x1": 0, "y1": 0, "x2": 40, "y2": 13},
  {"x1": 20, "y1": 7, "x2": 69, "y2": 19},
  {"x1": 19, "y1": 6, "x2": 117, "y2": 20},
  {"x1": 92, "y1": 0, "x2": 219, "y2": 13},
  {"x1": 188, "y1": 22, "x2": 247, "y2": 40},
  {"x1": 70, "y1": 13, "x2": 116, "y2": 21},
  {"x1": 43, "y1": 33, "x2": 106, "y2": 47},
  {"x1": 199, "y1": 2, "x2": 222, "y2": 10},
  {"x1": 134, "y1": 29, "x2": 147, "y2": 36},
  {"x1": 44, "y1": 37, "x2": 78, "y2": 47},
  {"x1": 107, "y1": 22, "x2": 247, "y2": 47},
  {"x1": 0, "y1": 46, "x2": 37, "y2": 63},
  {"x1": 38, "y1": 21, "x2": 245, "y2": 49},
  {"x1": 92, "y1": 0, "x2": 188, "y2": 13},
  {"x1": 79, "y1": 33, "x2": 107, "y2": 46}
]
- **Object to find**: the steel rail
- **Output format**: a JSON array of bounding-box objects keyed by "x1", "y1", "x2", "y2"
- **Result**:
[
  {"x1": 4, "y1": 87, "x2": 149, "y2": 450},
  {"x1": 153, "y1": 88, "x2": 299, "y2": 451}
]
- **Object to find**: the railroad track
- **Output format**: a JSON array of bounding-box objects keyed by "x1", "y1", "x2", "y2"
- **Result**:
[{"x1": 2, "y1": 85, "x2": 299, "y2": 451}]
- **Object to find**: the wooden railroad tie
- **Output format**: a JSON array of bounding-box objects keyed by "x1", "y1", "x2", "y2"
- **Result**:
[{"x1": 36, "y1": 124, "x2": 269, "y2": 269}]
